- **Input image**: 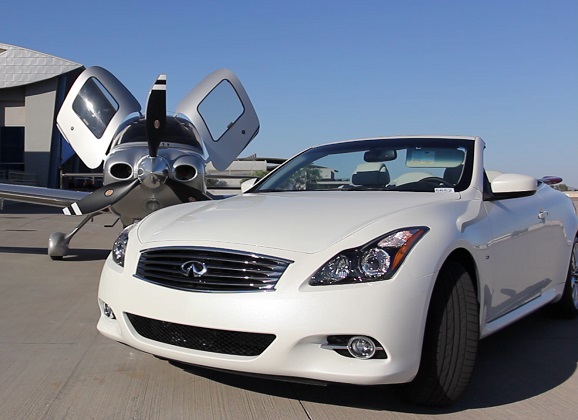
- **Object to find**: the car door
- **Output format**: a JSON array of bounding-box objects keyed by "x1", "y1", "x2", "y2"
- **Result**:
[
  {"x1": 535, "y1": 186, "x2": 577, "y2": 286},
  {"x1": 483, "y1": 193, "x2": 549, "y2": 321},
  {"x1": 176, "y1": 69, "x2": 260, "y2": 171},
  {"x1": 56, "y1": 66, "x2": 141, "y2": 169}
]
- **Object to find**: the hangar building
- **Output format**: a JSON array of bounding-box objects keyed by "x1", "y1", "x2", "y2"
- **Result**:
[
  {"x1": 0, "y1": 43, "x2": 276, "y2": 193},
  {"x1": 0, "y1": 43, "x2": 83, "y2": 187}
]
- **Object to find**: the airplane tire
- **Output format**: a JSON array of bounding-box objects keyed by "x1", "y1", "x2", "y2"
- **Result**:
[{"x1": 48, "y1": 232, "x2": 68, "y2": 260}]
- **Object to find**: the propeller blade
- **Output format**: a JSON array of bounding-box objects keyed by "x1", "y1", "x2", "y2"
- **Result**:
[
  {"x1": 62, "y1": 179, "x2": 140, "y2": 216},
  {"x1": 166, "y1": 178, "x2": 211, "y2": 203},
  {"x1": 145, "y1": 74, "x2": 167, "y2": 158}
]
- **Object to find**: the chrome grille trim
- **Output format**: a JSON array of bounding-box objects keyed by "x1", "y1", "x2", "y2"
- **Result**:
[{"x1": 136, "y1": 247, "x2": 292, "y2": 292}]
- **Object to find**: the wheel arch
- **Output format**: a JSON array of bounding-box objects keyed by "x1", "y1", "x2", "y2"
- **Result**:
[
  {"x1": 441, "y1": 248, "x2": 479, "y2": 300},
  {"x1": 399, "y1": 247, "x2": 481, "y2": 405}
]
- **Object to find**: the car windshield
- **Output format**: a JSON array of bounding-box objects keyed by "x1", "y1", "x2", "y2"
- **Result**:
[{"x1": 254, "y1": 138, "x2": 474, "y2": 193}]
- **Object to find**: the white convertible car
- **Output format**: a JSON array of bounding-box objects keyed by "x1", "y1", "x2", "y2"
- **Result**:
[{"x1": 97, "y1": 136, "x2": 578, "y2": 405}]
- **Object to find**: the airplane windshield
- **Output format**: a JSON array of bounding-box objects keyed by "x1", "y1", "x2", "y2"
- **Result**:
[{"x1": 115, "y1": 117, "x2": 202, "y2": 150}]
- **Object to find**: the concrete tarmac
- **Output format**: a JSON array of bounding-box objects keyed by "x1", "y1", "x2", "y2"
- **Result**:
[{"x1": 1, "y1": 203, "x2": 577, "y2": 420}]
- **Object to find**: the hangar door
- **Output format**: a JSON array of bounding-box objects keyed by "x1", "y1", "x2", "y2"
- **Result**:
[{"x1": 0, "y1": 126, "x2": 24, "y2": 172}]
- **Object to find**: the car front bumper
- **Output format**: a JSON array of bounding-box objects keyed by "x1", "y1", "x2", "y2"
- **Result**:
[{"x1": 97, "y1": 254, "x2": 435, "y2": 386}]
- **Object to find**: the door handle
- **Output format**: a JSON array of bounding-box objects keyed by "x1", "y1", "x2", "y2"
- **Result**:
[{"x1": 538, "y1": 210, "x2": 548, "y2": 221}]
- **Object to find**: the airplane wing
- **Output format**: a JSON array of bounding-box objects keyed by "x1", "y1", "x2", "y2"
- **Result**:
[{"x1": 0, "y1": 183, "x2": 88, "y2": 208}]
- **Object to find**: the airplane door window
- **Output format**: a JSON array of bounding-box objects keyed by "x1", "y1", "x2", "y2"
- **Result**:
[
  {"x1": 72, "y1": 77, "x2": 119, "y2": 139},
  {"x1": 197, "y1": 80, "x2": 244, "y2": 142}
]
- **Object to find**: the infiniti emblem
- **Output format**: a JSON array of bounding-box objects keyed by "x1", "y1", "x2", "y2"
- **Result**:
[{"x1": 181, "y1": 260, "x2": 208, "y2": 278}]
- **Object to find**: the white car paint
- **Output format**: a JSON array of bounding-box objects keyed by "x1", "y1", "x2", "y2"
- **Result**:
[
  {"x1": 96, "y1": 135, "x2": 578, "y2": 405},
  {"x1": 135, "y1": 191, "x2": 462, "y2": 253}
]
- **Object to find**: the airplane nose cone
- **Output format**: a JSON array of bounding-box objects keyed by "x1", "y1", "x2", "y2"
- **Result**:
[{"x1": 137, "y1": 156, "x2": 169, "y2": 189}]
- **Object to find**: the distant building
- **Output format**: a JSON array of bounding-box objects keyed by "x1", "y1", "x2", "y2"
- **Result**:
[
  {"x1": 0, "y1": 43, "x2": 83, "y2": 187},
  {"x1": 206, "y1": 156, "x2": 285, "y2": 194}
]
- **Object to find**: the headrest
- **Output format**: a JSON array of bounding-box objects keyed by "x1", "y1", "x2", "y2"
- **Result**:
[
  {"x1": 443, "y1": 165, "x2": 463, "y2": 184},
  {"x1": 351, "y1": 162, "x2": 390, "y2": 186}
]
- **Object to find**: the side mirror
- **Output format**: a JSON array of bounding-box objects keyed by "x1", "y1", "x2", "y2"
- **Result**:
[
  {"x1": 491, "y1": 173, "x2": 537, "y2": 197},
  {"x1": 241, "y1": 178, "x2": 258, "y2": 193}
]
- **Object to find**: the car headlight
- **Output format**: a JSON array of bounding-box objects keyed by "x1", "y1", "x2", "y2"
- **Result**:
[
  {"x1": 309, "y1": 227, "x2": 429, "y2": 286},
  {"x1": 112, "y1": 224, "x2": 135, "y2": 267}
]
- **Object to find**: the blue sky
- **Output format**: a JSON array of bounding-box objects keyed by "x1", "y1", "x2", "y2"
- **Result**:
[{"x1": 3, "y1": 0, "x2": 578, "y2": 185}]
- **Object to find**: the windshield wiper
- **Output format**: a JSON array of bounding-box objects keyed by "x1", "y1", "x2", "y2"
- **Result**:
[
  {"x1": 340, "y1": 186, "x2": 388, "y2": 191},
  {"x1": 254, "y1": 189, "x2": 306, "y2": 193},
  {"x1": 253, "y1": 189, "x2": 283, "y2": 193}
]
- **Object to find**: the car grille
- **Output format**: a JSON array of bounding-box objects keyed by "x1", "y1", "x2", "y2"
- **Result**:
[
  {"x1": 136, "y1": 247, "x2": 292, "y2": 292},
  {"x1": 126, "y1": 313, "x2": 275, "y2": 356}
]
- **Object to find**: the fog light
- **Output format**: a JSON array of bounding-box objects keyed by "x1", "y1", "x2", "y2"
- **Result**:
[
  {"x1": 103, "y1": 302, "x2": 116, "y2": 319},
  {"x1": 347, "y1": 336, "x2": 376, "y2": 359}
]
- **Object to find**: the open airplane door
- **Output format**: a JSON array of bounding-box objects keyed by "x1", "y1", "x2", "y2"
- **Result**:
[
  {"x1": 56, "y1": 66, "x2": 141, "y2": 169},
  {"x1": 176, "y1": 69, "x2": 260, "y2": 171}
]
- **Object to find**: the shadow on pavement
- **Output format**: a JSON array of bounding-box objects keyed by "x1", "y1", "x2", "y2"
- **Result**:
[
  {"x1": 0, "y1": 246, "x2": 111, "y2": 261},
  {"x1": 170, "y1": 310, "x2": 578, "y2": 414},
  {"x1": 0, "y1": 202, "x2": 62, "y2": 214}
]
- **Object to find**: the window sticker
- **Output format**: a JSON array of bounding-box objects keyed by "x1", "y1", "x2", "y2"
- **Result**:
[{"x1": 435, "y1": 188, "x2": 455, "y2": 193}]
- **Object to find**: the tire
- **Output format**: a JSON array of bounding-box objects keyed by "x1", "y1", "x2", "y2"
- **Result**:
[
  {"x1": 549, "y1": 237, "x2": 578, "y2": 319},
  {"x1": 398, "y1": 261, "x2": 479, "y2": 406}
]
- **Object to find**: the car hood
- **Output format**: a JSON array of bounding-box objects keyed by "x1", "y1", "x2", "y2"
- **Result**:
[{"x1": 136, "y1": 191, "x2": 460, "y2": 253}]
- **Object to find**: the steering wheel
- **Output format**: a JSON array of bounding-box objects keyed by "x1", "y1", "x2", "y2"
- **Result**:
[{"x1": 419, "y1": 177, "x2": 454, "y2": 188}]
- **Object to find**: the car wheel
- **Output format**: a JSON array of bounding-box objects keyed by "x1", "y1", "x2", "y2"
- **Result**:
[
  {"x1": 398, "y1": 261, "x2": 479, "y2": 406},
  {"x1": 549, "y1": 237, "x2": 578, "y2": 319}
]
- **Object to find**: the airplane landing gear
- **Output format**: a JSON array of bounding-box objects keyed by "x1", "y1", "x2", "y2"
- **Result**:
[
  {"x1": 48, "y1": 232, "x2": 69, "y2": 260},
  {"x1": 47, "y1": 212, "x2": 102, "y2": 260}
]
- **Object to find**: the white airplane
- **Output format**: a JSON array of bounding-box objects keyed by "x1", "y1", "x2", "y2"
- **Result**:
[{"x1": 0, "y1": 66, "x2": 260, "y2": 259}]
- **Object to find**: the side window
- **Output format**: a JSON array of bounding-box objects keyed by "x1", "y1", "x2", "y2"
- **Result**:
[
  {"x1": 72, "y1": 77, "x2": 119, "y2": 138},
  {"x1": 197, "y1": 80, "x2": 244, "y2": 142}
]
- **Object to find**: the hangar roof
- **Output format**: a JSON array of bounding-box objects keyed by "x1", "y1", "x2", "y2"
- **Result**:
[{"x1": 0, "y1": 43, "x2": 82, "y2": 89}]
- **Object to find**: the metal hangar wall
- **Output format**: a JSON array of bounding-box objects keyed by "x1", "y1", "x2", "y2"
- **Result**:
[{"x1": 0, "y1": 43, "x2": 83, "y2": 187}]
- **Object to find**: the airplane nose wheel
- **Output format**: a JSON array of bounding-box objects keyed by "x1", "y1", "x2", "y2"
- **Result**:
[
  {"x1": 48, "y1": 232, "x2": 69, "y2": 260},
  {"x1": 47, "y1": 212, "x2": 101, "y2": 260}
]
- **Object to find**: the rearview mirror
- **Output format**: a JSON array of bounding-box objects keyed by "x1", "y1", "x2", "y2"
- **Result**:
[{"x1": 364, "y1": 149, "x2": 397, "y2": 162}]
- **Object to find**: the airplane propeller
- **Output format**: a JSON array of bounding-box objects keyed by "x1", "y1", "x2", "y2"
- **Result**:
[
  {"x1": 62, "y1": 74, "x2": 210, "y2": 217},
  {"x1": 145, "y1": 75, "x2": 166, "y2": 158},
  {"x1": 62, "y1": 179, "x2": 139, "y2": 216}
]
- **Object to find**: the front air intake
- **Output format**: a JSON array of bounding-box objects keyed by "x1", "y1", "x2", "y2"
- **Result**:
[
  {"x1": 110, "y1": 163, "x2": 133, "y2": 180},
  {"x1": 126, "y1": 313, "x2": 275, "y2": 356}
]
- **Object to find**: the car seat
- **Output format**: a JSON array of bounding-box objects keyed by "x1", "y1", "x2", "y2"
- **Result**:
[{"x1": 351, "y1": 162, "x2": 390, "y2": 187}]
